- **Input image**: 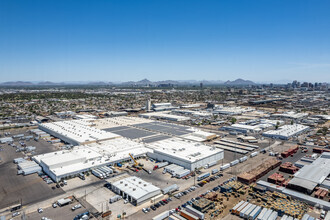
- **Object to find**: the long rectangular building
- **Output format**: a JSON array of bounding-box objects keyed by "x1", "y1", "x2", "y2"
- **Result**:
[
  {"x1": 33, "y1": 138, "x2": 151, "y2": 182},
  {"x1": 39, "y1": 119, "x2": 120, "y2": 145},
  {"x1": 262, "y1": 124, "x2": 309, "y2": 140},
  {"x1": 111, "y1": 176, "x2": 161, "y2": 206},
  {"x1": 147, "y1": 138, "x2": 224, "y2": 170}
]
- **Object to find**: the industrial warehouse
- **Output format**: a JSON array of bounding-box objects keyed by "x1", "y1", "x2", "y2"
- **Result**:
[
  {"x1": 33, "y1": 117, "x2": 224, "y2": 182},
  {"x1": 38, "y1": 119, "x2": 120, "y2": 145},
  {"x1": 288, "y1": 152, "x2": 330, "y2": 194},
  {"x1": 33, "y1": 138, "x2": 151, "y2": 182},
  {"x1": 262, "y1": 124, "x2": 310, "y2": 140},
  {"x1": 147, "y1": 138, "x2": 224, "y2": 170},
  {"x1": 110, "y1": 177, "x2": 162, "y2": 206}
]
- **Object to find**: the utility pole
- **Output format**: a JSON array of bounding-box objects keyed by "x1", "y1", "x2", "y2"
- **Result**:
[{"x1": 194, "y1": 168, "x2": 196, "y2": 186}]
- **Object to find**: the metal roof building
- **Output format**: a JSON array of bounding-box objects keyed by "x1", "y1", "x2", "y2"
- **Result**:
[
  {"x1": 288, "y1": 152, "x2": 330, "y2": 193},
  {"x1": 139, "y1": 111, "x2": 190, "y2": 121},
  {"x1": 39, "y1": 119, "x2": 120, "y2": 145},
  {"x1": 111, "y1": 176, "x2": 161, "y2": 206},
  {"x1": 33, "y1": 138, "x2": 151, "y2": 182},
  {"x1": 147, "y1": 138, "x2": 224, "y2": 170},
  {"x1": 262, "y1": 124, "x2": 309, "y2": 140}
]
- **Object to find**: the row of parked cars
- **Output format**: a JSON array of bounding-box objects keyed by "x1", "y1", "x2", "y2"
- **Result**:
[
  {"x1": 39, "y1": 173, "x2": 54, "y2": 184},
  {"x1": 197, "y1": 173, "x2": 223, "y2": 187},
  {"x1": 142, "y1": 198, "x2": 173, "y2": 213}
]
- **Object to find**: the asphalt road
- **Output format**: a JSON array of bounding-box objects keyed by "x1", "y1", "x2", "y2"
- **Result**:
[
  {"x1": 24, "y1": 200, "x2": 89, "y2": 220},
  {"x1": 128, "y1": 172, "x2": 233, "y2": 220}
]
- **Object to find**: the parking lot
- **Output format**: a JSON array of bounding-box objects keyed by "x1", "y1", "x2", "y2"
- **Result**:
[
  {"x1": 23, "y1": 200, "x2": 88, "y2": 220},
  {"x1": 0, "y1": 128, "x2": 65, "y2": 210},
  {"x1": 129, "y1": 172, "x2": 233, "y2": 220}
]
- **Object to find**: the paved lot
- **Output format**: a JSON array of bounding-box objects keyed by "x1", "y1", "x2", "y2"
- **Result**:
[
  {"x1": 129, "y1": 172, "x2": 233, "y2": 220},
  {"x1": 24, "y1": 200, "x2": 89, "y2": 220},
  {"x1": 0, "y1": 128, "x2": 64, "y2": 210}
]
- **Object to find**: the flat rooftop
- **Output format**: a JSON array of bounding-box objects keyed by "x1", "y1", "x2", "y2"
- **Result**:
[
  {"x1": 147, "y1": 137, "x2": 223, "y2": 163},
  {"x1": 111, "y1": 176, "x2": 160, "y2": 200},
  {"x1": 289, "y1": 152, "x2": 330, "y2": 191},
  {"x1": 39, "y1": 120, "x2": 120, "y2": 144},
  {"x1": 33, "y1": 138, "x2": 151, "y2": 177},
  {"x1": 262, "y1": 124, "x2": 309, "y2": 138}
]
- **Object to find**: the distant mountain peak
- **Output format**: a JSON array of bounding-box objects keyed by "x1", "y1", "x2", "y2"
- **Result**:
[{"x1": 224, "y1": 78, "x2": 255, "y2": 85}]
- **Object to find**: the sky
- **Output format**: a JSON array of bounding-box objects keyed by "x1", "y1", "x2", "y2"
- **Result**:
[{"x1": 0, "y1": 0, "x2": 330, "y2": 83}]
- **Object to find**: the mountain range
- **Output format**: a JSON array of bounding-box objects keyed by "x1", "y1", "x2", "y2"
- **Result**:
[{"x1": 0, "y1": 78, "x2": 256, "y2": 86}]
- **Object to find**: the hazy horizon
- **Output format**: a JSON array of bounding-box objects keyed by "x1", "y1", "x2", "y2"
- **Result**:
[{"x1": 1, "y1": 0, "x2": 330, "y2": 83}]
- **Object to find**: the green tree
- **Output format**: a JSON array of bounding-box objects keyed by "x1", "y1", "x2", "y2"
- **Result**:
[{"x1": 275, "y1": 121, "x2": 280, "y2": 130}]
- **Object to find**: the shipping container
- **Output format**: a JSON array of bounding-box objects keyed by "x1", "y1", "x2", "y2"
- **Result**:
[
  {"x1": 109, "y1": 195, "x2": 122, "y2": 203},
  {"x1": 211, "y1": 168, "x2": 219, "y2": 175},
  {"x1": 302, "y1": 214, "x2": 310, "y2": 220},
  {"x1": 257, "y1": 208, "x2": 268, "y2": 220},
  {"x1": 262, "y1": 209, "x2": 273, "y2": 220},
  {"x1": 154, "y1": 162, "x2": 169, "y2": 170},
  {"x1": 162, "y1": 184, "x2": 179, "y2": 194},
  {"x1": 92, "y1": 170, "x2": 104, "y2": 179},
  {"x1": 268, "y1": 211, "x2": 278, "y2": 220},
  {"x1": 220, "y1": 163, "x2": 230, "y2": 171},
  {"x1": 281, "y1": 215, "x2": 288, "y2": 220},
  {"x1": 240, "y1": 203, "x2": 252, "y2": 217},
  {"x1": 158, "y1": 161, "x2": 169, "y2": 168},
  {"x1": 101, "y1": 211, "x2": 112, "y2": 218},
  {"x1": 230, "y1": 159, "x2": 239, "y2": 167},
  {"x1": 250, "y1": 152, "x2": 259, "y2": 157},
  {"x1": 207, "y1": 161, "x2": 217, "y2": 168},
  {"x1": 57, "y1": 198, "x2": 72, "y2": 207},
  {"x1": 13, "y1": 158, "x2": 25, "y2": 164},
  {"x1": 236, "y1": 202, "x2": 249, "y2": 215},
  {"x1": 175, "y1": 169, "x2": 190, "y2": 178},
  {"x1": 13, "y1": 134, "x2": 24, "y2": 138},
  {"x1": 197, "y1": 173, "x2": 210, "y2": 181},
  {"x1": 152, "y1": 211, "x2": 170, "y2": 220},
  {"x1": 186, "y1": 205, "x2": 205, "y2": 219},
  {"x1": 248, "y1": 206, "x2": 261, "y2": 220},
  {"x1": 180, "y1": 210, "x2": 198, "y2": 220},
  {"x1": 239, "y1": 156, "x2": 248, "y2": 163},
  {"x1": 243, "y1": 204, "x2": 256, "y2": 219},
  {"x1": 22, "y1": 166, "x2": 42, "y2": 175},
  {"x1": 231, "y1": 201, "x2": 244, "y2": 214}
]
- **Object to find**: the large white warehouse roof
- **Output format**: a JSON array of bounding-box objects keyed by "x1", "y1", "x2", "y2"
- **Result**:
[
  {"x1": 39, "y1": 119, "x2": 120, "y2": 145},
  {"x1": 262, "y1": 124, "x2": 309, "y2": 140},
  {"x1": 111, "y1": 176, "x2": 160, "y2": 200},
  {"x1": 148, "y1": 138, "x2": 223, "y2": 163}
]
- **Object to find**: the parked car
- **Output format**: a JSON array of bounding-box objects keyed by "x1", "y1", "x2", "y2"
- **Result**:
[
  {"x1": 71, "y1": 204, "x2": 82, "y2": 211},
  {"x1": 12, "y1": 212, "x2": 20, "y2": 217},
  {"x1": 150, "y1": 205, "x2": 156, "y2": 211}
]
